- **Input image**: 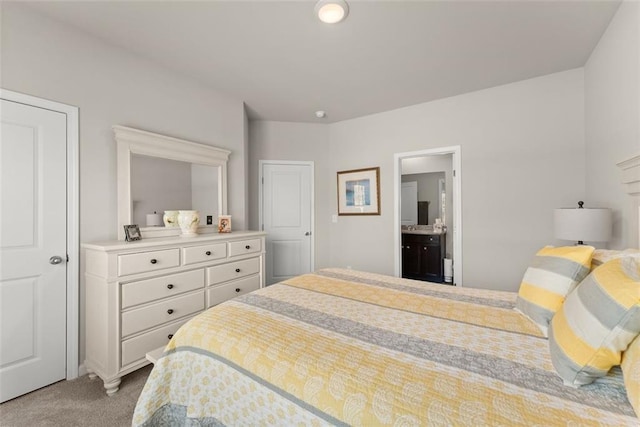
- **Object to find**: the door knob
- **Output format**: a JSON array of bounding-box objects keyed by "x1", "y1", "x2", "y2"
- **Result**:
[
  {"x1": 305, "y1": 231, "x2": 311, "y2": 236},
  {"x1": 49, "y1": 256, "x2": 63, "y2": 265}
]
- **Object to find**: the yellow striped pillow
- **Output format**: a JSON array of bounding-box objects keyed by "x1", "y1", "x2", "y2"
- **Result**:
[
  {"x1": 515, "y1": 245, "x2": 594, "y2": 337},
  {"x1": 591, "y1": 248, "x2": 640, "y2": 271},
  {"x1": 621, "y1": 335, "x2": 640, "y2": 417},
  {"x1": 549, "y1": 257, "x2": 640, "y2": 387}
]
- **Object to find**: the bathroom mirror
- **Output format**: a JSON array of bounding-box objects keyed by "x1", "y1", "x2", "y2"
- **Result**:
[{"x1": 115, "y1": 125, "x2": 230, "y2": 240}]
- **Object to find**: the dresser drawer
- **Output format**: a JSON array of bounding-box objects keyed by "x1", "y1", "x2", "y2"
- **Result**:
[
  {"x1": 121, "y1": 291, "x2": 204, "y2": 338},
  {"x1": 207, "y1": 257, "x2": 260, "y2": 286},
  {"x1": 118, "y1": 249, "x2": 180, "y2": 276},
  {"x1": 228, "y1": 238, "x2": 262, "y2": 257},
  {"x1": 121, "y1": 318, "x2": 189, "y2": 368},
  {"x1": 183, "y1": 243, "x2": 227, "y2": 265},
  {"x1": 121, "y1": 269, "x2": 204, "y2": 309},
  {"x1": 207, "y1": 275, "x2": 261, "y2": 307}
]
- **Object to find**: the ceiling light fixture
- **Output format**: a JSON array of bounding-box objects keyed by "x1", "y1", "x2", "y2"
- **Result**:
[
  {"x1": 315, "y1": 0, "x2": 349, "y2": 24},
  {"x1": 315, "y1": 110, "x2": 327, "y2": 118}
]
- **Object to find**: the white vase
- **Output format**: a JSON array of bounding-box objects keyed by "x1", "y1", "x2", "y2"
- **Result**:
[
  {"x1": 178, "y1": 210, "x2": 200, "y2": 236},
  {"x1": 163, "y1": 210, "x2": 179, "y2": 227}
]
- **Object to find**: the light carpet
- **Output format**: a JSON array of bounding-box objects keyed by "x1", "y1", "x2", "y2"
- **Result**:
[{"x1": 0, "y1": 366, "x2": 152, "y2": 427}]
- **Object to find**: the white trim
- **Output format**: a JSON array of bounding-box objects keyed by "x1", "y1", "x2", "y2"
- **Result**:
[
  {"x1": 393, "y1": 146, "x2": 462, "y2": 286},
  {"x1": 259, "y1": 160, "x2": 315, "y2": 275},
  {"x1": 0, "y1": 89, "x2": 80, "y2": 379},
  {"x1": 617, "y1": 153, "x2": 640, "y2": 196}
]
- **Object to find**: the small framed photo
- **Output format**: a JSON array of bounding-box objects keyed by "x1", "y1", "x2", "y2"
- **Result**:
[
  {"x1": 218, "y1": 215, "x2": 232, "y2": 233},
  {"x1": 337, "y1": 167, "x2": 381, "y2": 215},
  {"x1": 124, "y1": 224, "x2": 141, "y2": 241}
]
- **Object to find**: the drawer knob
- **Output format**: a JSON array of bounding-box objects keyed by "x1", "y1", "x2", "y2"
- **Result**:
[
  {"x1": 235, "y1": 268, "x2": 241, "y2": 273},
  {"x1": 406, "y1": 245, "x2": 410, "y2": 249},
  {"x1": 205, "y1": 251, "x2": 212, "y2": 256},
  {"x1": 235, "y1": 288, "x2": 241, "y2": 293},
  {"x1": 167, "y1": 309, "x2": 174, "y2": 315},
  {"x1": 245, "y1": 245, "x2": 251, "y2": 249},
  {"x1": 150, "y1": 259, "x2": 158, "y2": 264},
  {"x1": 168, "y1": 334, "x2": 173, "y2": 340},
  {"x1": 167, "y1": 284, "x2": 174, "y2": 289}
]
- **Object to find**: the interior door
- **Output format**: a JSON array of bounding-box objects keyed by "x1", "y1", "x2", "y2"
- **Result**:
[
  {"x1": 401, "y1": 181, "x2": 418, "y2": 225},
  {"x1": 261, "y1": 162, "x2": 312, "y2": 285},
  {"x1": 0, "y1": 99, "x2": 67, "y2": 402}
]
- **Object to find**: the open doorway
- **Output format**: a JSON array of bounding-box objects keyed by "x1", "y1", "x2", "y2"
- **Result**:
[{"x1": 393, "y1": 146, "x2": 462, "y2": 286}]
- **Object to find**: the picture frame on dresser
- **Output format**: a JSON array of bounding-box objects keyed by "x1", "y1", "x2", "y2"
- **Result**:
[
  {"x1": 337, "y1": 167, "x2": 381, "y2": 216},
  {"x1": 218, "y1": 215, "x2": 231, "y2": 233},
  {"x1": 123, "y1": 224, "x2": 141, "y2": 241}
]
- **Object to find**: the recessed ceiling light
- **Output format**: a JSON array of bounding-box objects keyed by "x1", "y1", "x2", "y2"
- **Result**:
[
  {"x1": 315, "y1": 110, "x2": 327, "y2": 118},
  {"x1": 315, "y1": 0, "x2": 349, "y2": 24}
]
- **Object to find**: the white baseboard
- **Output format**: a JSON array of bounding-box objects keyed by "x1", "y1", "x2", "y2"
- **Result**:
[{"x1": 77, "y1": 363, "x2": 88, "y2": 377}]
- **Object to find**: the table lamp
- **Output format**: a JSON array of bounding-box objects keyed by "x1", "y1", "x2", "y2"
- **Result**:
[{"x1": 554, "y1": 201, "x2": 612, "y2": 245}]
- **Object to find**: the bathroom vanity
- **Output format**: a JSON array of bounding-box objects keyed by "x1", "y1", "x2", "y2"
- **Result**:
[{"x1": 401, "y1": 228, "x2": 446, "y2": 283}]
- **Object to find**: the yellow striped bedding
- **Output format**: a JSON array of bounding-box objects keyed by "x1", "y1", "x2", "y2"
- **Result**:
[
  {"x1": 591, "y1": 248, "x2": 640, "y2": 270},
  {"x1": 133, "y1": 268, "x2": 638, "y2": 426}
]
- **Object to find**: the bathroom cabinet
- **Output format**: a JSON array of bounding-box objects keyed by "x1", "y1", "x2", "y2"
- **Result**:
[{"x1": 401, "y1": 233, "x2": 446, "y2": 283}]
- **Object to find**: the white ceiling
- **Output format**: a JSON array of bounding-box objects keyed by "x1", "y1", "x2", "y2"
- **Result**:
[{"x1": 24, "y1": 0, "x2": 621, "y2": 123}]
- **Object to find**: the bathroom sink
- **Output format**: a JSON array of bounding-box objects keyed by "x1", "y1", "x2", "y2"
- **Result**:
[
  {"x1": 401, "y1": 226, "x2": 445, "y2": 235},
  {"x1": 401, "y1": 229, "x2": 443, "y2": 235}
]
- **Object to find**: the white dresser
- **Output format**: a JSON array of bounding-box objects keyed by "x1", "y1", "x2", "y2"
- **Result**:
[{"x1": 83, "y1": 231, "x2": 266, "y2": 395}]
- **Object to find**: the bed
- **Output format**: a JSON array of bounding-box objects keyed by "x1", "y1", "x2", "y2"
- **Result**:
[{"x1": 132, "y1": 268, "x2": 637, "y2": 426}]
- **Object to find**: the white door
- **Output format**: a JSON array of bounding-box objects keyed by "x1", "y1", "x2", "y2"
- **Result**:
[
  {"x1": 401, "y1": 181, "x2": 418, "y2": 225},
  {"x1": 0, "y1": 99, "x2": 68, "y2": 402},
  {"x1": 261, "y1": 162, "x2": 313, "y2": 285}
]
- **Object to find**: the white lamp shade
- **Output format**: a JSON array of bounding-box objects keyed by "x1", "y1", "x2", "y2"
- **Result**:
[{"x1": 554, "y1": 208, "x2": 612, "y2": 242}]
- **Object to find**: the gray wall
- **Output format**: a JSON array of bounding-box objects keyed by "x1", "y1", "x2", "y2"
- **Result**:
[
  {"x1": 328, "y1": 69, "x2": 586, "y2": 290},
  {"x1": 248, "y1": 121, "x2": 331, "y2": 269},
  {"x1": 1, "y1": 4, "x2": 248, "y2": 239},
  {"x1": 585, "y1": 0, "x2": 640, "y2": 249},
  {"x1": 1, "y1": 4, "x2": 248, "y2": 366},
  {"x1": 250, "y1": 69, "x2": 586, "y2": 291}
]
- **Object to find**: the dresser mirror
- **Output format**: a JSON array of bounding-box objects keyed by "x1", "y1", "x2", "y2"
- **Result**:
[{"x1": 115, "y1": 125, "x2": 230, "y2": 240}]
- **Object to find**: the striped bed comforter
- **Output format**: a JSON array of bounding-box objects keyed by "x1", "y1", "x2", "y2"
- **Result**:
[{"x1": 132, "y1": 268, "x2": 637, "y2": 426}]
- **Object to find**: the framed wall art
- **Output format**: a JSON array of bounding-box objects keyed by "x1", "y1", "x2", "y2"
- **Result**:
[{"x1": 337, "y1": 167, "x2": 381, "y2": 215}]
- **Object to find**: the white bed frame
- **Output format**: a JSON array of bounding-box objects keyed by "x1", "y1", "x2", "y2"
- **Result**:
[{"x1": 617, "y1": 153, "x2": 640, "y2": 244}]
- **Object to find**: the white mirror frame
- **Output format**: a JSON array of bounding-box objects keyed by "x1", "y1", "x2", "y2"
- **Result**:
[{"x1": 115, "y1": 125, "x2": 230, "y2": 240}]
